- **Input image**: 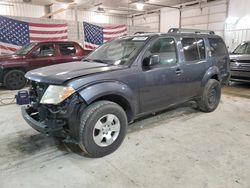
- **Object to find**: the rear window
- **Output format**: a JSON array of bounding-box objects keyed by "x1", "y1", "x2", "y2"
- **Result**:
[
  {"x1": 208, "y1": 38, "x2": 227, "y2": 56},
  {"x1": 59, "y1": 44, "x2": 76, "y2": 56}
]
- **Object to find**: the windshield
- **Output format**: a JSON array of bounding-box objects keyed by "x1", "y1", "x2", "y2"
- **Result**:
[
  {"x1": 14, "y1": 43, "x2": 37, "y2": 55},
  {"x1": 233, "y1": 42, "x2": 250, "y2": 54},
  {"x1": 84, "y1": 36, "x2": 148, "y2": 65}
]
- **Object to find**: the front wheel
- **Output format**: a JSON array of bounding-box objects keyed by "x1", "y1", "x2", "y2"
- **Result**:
[
  {"x1": 197, "y1": 79, "x2": 221, "y2": 112},
  {"x1": 79, "y1": 101, "x2": 128, "y2": 158},
  {"x1": 4, "y1": 70, "x2": 27, "y2": 90}
]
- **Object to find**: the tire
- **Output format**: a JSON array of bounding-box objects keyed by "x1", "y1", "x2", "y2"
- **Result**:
[
  {"x1": 79, "y1": 100, "x2": 128, "y2": 158},
  {"x1": 197, "y1": 79, "x2": 221, "y2": 112},
  {"x1": 4, "y1": 70, "x2": 27, "y2": 90}
]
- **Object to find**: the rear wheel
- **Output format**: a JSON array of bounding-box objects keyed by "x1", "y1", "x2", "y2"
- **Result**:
[
  {"x1": 4, "y1": 70, "x2": 27, "y2": 90},
  {"x1": 79, "y1": 100, "x2": 128, "y2": 158},
  {"x1": 197, "y1": 79, "x2": 221, "y2": 112}
]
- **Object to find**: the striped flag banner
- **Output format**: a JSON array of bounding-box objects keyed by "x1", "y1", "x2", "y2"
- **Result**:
[
  {"x1": 0, "y1": 16, "x2": 68, "y2": 55},
  {"x1": 83, "y1": 22, "x2": 127, "y2": 50}
]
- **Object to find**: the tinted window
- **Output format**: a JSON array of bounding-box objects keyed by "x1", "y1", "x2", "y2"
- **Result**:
[
  {"x1": 34, "y1": 45, "x2": 54, "y2": 57},
  {"x1": 182, "y1": 38, "x2": 199, "y2": 61},
  {"x1": 149, "y1": 38, "x2": 177, "y2": 65},
  {"x1": 197, "y1": 38, "x2": 206, "y2": 59},
  {"x1": 208, "y1": 38, "x2": 227, "y2": 56},
  {"x1": 59, "y1": 44, "x2": 76, "y2": 56}
]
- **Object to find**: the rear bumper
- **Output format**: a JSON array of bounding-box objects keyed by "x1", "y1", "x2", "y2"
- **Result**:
[{"x1": 21, "y1": 106, "x2": 64, "y2": 134}]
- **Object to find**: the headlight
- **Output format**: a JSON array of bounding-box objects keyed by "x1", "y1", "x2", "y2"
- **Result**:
[{"x1": 40, "y1": 85, "x2": 76, "y2": 104}]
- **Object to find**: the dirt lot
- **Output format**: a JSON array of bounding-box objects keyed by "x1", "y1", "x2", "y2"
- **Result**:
[{"x1": 0, "y1": 83, "x2": 249, "y2": 188}]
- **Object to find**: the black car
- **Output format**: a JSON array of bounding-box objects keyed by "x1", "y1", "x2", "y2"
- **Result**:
[
  {"x1": 21, "y1": 28, "x2": 230, "y2": 158},
  {"x1": 230, "y1": 41, "x2": 250, "y2": 83}
]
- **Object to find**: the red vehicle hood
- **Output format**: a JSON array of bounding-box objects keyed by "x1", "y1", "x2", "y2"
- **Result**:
[{"x1": 0, "y1": 54, "x2": 25, "y2": 64}]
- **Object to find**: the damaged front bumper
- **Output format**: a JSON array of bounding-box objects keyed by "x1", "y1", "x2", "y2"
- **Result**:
[
  {"x1": 21, "y1": 92, "x2": 86, "y2": 139},
  {"x1": 21, "y1": 106, "x2": 64, "y2": 134}
]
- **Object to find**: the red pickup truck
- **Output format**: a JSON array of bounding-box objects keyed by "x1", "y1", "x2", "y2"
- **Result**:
[{"x1": 0, "y1": 41, "x2": 91, "y2": 90}]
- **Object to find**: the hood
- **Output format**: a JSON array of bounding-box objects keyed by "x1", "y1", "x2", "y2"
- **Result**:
[
  {"x1": 230, "y1": 54, "x2": 250, "y2": 62},
  {"x1": 25, "y1": 61, "x2": 126, "y2": 85},
  {"x1": 0, "y1": 54, "x2": 25, "y2": 64}
]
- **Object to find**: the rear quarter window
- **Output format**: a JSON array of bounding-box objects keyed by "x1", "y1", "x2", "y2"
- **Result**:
[{"x1": 208, "y1": 38, "x2": 228, "y2": 56}]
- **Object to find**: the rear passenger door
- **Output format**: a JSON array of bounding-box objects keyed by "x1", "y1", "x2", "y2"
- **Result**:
[
  {"x1": 57, "y1": 43, "x2": 78, "y2": 63},
  {"x1": 179, "y1": 37, "x2": 208, "y2": 99}
]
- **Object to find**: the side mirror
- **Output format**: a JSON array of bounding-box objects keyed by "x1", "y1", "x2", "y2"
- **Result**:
[
  {"x1": 149, "y1": 55, "x2": 160, "y2": 66},
  {"x1": 143, "y1": 55, "x2": 160, "y2": 68}
]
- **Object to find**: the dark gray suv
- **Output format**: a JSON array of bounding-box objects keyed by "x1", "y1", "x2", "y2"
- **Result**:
[{"x1": 21, "y1": 28, "x2": 230, "y2": 157}]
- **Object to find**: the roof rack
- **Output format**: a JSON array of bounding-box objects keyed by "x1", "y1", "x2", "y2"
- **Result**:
[
  {"x1": 168, "y1": 28, "x2": 215, "y2": 35},
  {"x1": 134, "y1": 32, "x2": 151, "y2": 35}
]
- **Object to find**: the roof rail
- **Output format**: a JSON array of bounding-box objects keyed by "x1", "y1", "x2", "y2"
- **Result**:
[
  {"x1": 134, "y1": 32, "x2": 151, "y2": 35},
  {"x1": 168, "y1": 28, "x2": 215, "y2": 35}
]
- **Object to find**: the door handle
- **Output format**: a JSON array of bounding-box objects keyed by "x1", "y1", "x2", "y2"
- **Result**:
[{"x1": 175, "y1": 68, "x2": 183, "y2": 75}]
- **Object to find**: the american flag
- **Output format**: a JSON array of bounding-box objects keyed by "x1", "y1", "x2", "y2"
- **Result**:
[
  {"x1": 0, "y1": 16, "x2": 68, "y2": 55},
  {"x1": 83, "y1": 22, "x2": 127, "y2": 50}
]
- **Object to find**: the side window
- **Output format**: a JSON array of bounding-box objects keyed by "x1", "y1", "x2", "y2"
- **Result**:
[
  {"x1": 59, "y1": 44, "x2": 76, "y2": 56},
  {"x1": 197, "y1": 38, "x2": 206, "y2": 59},
  {"x1": 34, "y1": 45, "x2": 54, "y2": 57},
  {"x1": 208, "y1": 38, "x2": 227, "y2": 56},
  {"x1": 148, "y1": 38, "x2": 177, "y2": 65},
  {"x1": 181, "y1": 38, "x2": 199, "y2": 61}
]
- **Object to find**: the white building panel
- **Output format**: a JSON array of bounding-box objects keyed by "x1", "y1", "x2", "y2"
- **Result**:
[
  {"x1": 209, "y1": 13, "x2": 226, "y2": 23},
  {"x1": 131, "y1": 12, "x2": 160, "y2": 32},
  {"x1": 181, "y1": 0, "x2": 227, "y2": 37},
  {"x1": 0, "y1": 3, "x2": 44, "y2": 18}
]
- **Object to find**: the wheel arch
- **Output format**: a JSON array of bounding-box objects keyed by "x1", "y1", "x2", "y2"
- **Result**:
[
  {"x1": 78, "y1": 81, "x2": 138, "y2": 123},
  {"x1": 201, "y1": 66, "x2": 221, "y2": 87},
  {"x1": 3, "y1": 67, "x2": 26, "y2": 76}
]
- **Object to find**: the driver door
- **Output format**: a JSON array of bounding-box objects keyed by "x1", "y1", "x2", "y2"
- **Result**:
[
  {"x1": 139, "y1": 37, "x2": 183, "y2": 113},
  {"x1": 28, "y1": 44, "x2": 57, "y2": 70}
]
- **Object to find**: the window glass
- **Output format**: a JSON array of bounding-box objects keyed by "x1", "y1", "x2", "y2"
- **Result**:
[
  {"x1": 197, "y1": 38, "x2": 206, "y2": 59},
  {"x1": 148, "y1": 38, "x2": 177, "y2": 65},
  {"x1": 34, "y1": 45, "x2": 54, "y2": 57},
  {"x1": 87, "y1": 37, "x2": 146, "y2": 65},
  {"x1": 245, "y1": 43, "x2": 250, "y2": 54},
  {"x1": 182, "y1": 38, "x2": 199, "y2": 61},
  {"x1": 233, "y1": 43, "x2": 247, "y2": 54},
  {"x1": 208, "y1": 38, "x2": 227, "y2": 56},
  {"x1": 14, "y1": 43, "x2": 37, "y2": 55},
  {"x1": 59, "y1": 44, "x2": 76, "y2": 56}
]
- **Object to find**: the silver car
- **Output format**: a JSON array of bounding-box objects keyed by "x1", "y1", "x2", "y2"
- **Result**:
[{"x1": 230, "y1": 42, "x2": 250, "y2": 83}]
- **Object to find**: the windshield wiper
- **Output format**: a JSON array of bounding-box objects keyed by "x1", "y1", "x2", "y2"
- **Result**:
[{"x1": 91, "y1": 59, "x2": 107, "y2": 64}]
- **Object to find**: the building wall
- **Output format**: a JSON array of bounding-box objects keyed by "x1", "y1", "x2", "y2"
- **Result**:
[
  {"x1": 0, "y1": 2, "x2": 44, "y2": 18},
  {"x1": 225, "y1": 0, "x2": 250, "y2": 51},
  {"x1": 129, "y1": 11, "x2": 160, "y2": 32},
  {"x1": 160, "y1": 7, "x2": 180, "y2": 33},
  {"x1": 181, "y1": 0, "x2": 227, "y2": 37}
]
